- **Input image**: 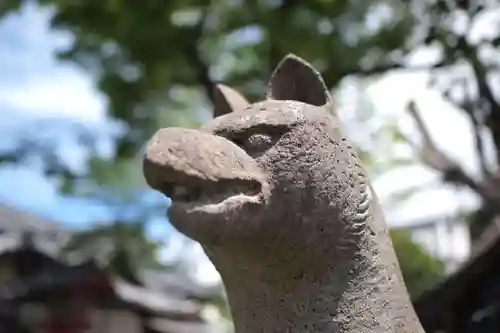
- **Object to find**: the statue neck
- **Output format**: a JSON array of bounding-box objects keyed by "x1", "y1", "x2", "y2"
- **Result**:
[
  {"x1": 222, "y1": 255, "x2": 423, "y2": 333},
  {"x1": 209, "y1": 186, "x2": 424, "y2": 333},
  {"x1": 215, "y1": 213, "x2": 424, "y2": 333}
]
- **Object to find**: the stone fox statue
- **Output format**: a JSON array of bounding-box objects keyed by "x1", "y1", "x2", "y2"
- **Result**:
[{"x1": 142, "y1": 54, "x2": 425, "y2": 333}]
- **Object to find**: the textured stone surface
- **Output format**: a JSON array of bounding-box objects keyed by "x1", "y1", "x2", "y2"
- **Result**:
[{"x1": 143, "y1": 54, "x2": 425, "y2": 333}]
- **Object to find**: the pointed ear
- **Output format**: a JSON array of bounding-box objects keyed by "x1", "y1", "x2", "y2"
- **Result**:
[
  {"x1": 266, "y1": 54, "x2": 332, "y2": 106},
  {"x1": 213, "y1": 84, "x2": 250, "y2": 117}
]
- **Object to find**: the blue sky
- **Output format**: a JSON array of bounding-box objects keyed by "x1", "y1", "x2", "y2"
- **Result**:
[
  {"x1": 2, "y1": 2, "x2": 498, "y2": 274},
  {"x1": 0, "y1": 3, "x2": 487, "y2": 225},
  {"x1": 0, "y1": 4, "x2": 223, "y2": 282},
  {"x1": 0, "y1": 3, "x2": 175, "y2": 238}
]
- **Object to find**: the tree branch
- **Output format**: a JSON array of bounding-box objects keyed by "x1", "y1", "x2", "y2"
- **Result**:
[
  {"x1": 404, "y1": 101, "x2": 500, "y2": 210},
  {"x1": 447, "y1": 35, "x2": 500, "y2": 162},
  {"x1": 462, "y1": 78, "x2": 490, "y2": 178},
  {"x1": 467, "y1": 102, "x2": 490, "y2": 177},
  {"x1": 334, "y1": 59, "x2": 451, "y2": 81},
  {"x1": 440, "y1": 79, "x2": 490, "y2": 178},
  {"x1": 184, "y1": 1, "x2": 217, "y2": 106},
  {"x1": 186, "y1": 48, "x2": 215, "y2": 105}
]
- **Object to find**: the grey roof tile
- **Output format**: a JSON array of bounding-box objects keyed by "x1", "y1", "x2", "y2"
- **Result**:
[{"x1": 0, "y1": 203, "x2": 220, "y2": 333}]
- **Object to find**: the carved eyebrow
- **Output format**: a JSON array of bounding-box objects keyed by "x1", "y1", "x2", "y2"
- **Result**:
[{"x1": 213, "y1": 123, "x2": 293, "y2": 139}]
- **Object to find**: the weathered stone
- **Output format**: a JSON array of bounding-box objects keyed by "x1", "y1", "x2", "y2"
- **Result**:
[{"x1": 143, "y1": 54, "x2": 425, "y2": 333}]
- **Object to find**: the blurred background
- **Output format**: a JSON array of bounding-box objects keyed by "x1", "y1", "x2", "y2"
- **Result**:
[{"x1": 0, "y1": 0, "x2": 499, "y2": 332}]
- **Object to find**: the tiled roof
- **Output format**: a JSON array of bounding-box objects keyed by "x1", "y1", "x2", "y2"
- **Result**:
[
  {"x1": 0, "y1": 262, "x2": 206, "y2": 319},
  {"x1": 140, "y1": 269, "x2": 225, "y2": 303},
  {"x1": 0, "y1": 204, "x2": 67, "y2": 234},
  {"x1": 0, "y1": 204, "x2": 71, "y2": 256},
  {"x1": 0, "y1": 203, "x2": 222, "y2": 333}
]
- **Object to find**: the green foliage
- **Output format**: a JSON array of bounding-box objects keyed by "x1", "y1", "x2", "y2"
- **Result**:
[
  {"x1": 390, "y1": 228, "x2": 445, "y2": 299},
  {"x1": 1, "y1": 0, "x2": 453, "y2": 321},
  {"x1": 1, "y1": 0, "x2": 417, "y2": 163}
]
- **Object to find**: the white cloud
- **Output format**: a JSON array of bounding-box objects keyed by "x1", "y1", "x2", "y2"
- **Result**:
[
  {"x1": 0, "y1": 69, "x2": 107, "y2": 123},
  {"x1": 1, "y1": 1, "x2": 495, "y2": 281},
  {"x1": 0, "y1": 3, "x2": 107, "y2": 124},
  {"x1": 366, "y1": 71, "x2": 493, "y2": 227},
  {"x1": 0, "y1": 4, "x2": 115, "y2": 226}
]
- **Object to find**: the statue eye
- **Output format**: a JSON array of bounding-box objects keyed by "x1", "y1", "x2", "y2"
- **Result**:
[
  {"x1": 247, "y1": 133, "x2": 273, "y2": 149},
  {"x1": 225, "y1": 133, "x2": 274, "y2": 156}
]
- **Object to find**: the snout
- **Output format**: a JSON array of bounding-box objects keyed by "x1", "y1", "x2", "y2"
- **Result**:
[{"x1": 142, "y1": 127, "x2": 265, "y2": 204}]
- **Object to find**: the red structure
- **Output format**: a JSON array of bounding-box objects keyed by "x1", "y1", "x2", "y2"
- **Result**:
[{"x1": 11, "y1": 262, "x2": 114, "y2": 333}]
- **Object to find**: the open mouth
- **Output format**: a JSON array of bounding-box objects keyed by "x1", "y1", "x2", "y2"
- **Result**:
[
  {"x1": 142, "y1": 127, "x2": 267, "y2": 211},
  {"x1": 159, "y1": 179, "x2": 262, "y2": 207}
]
